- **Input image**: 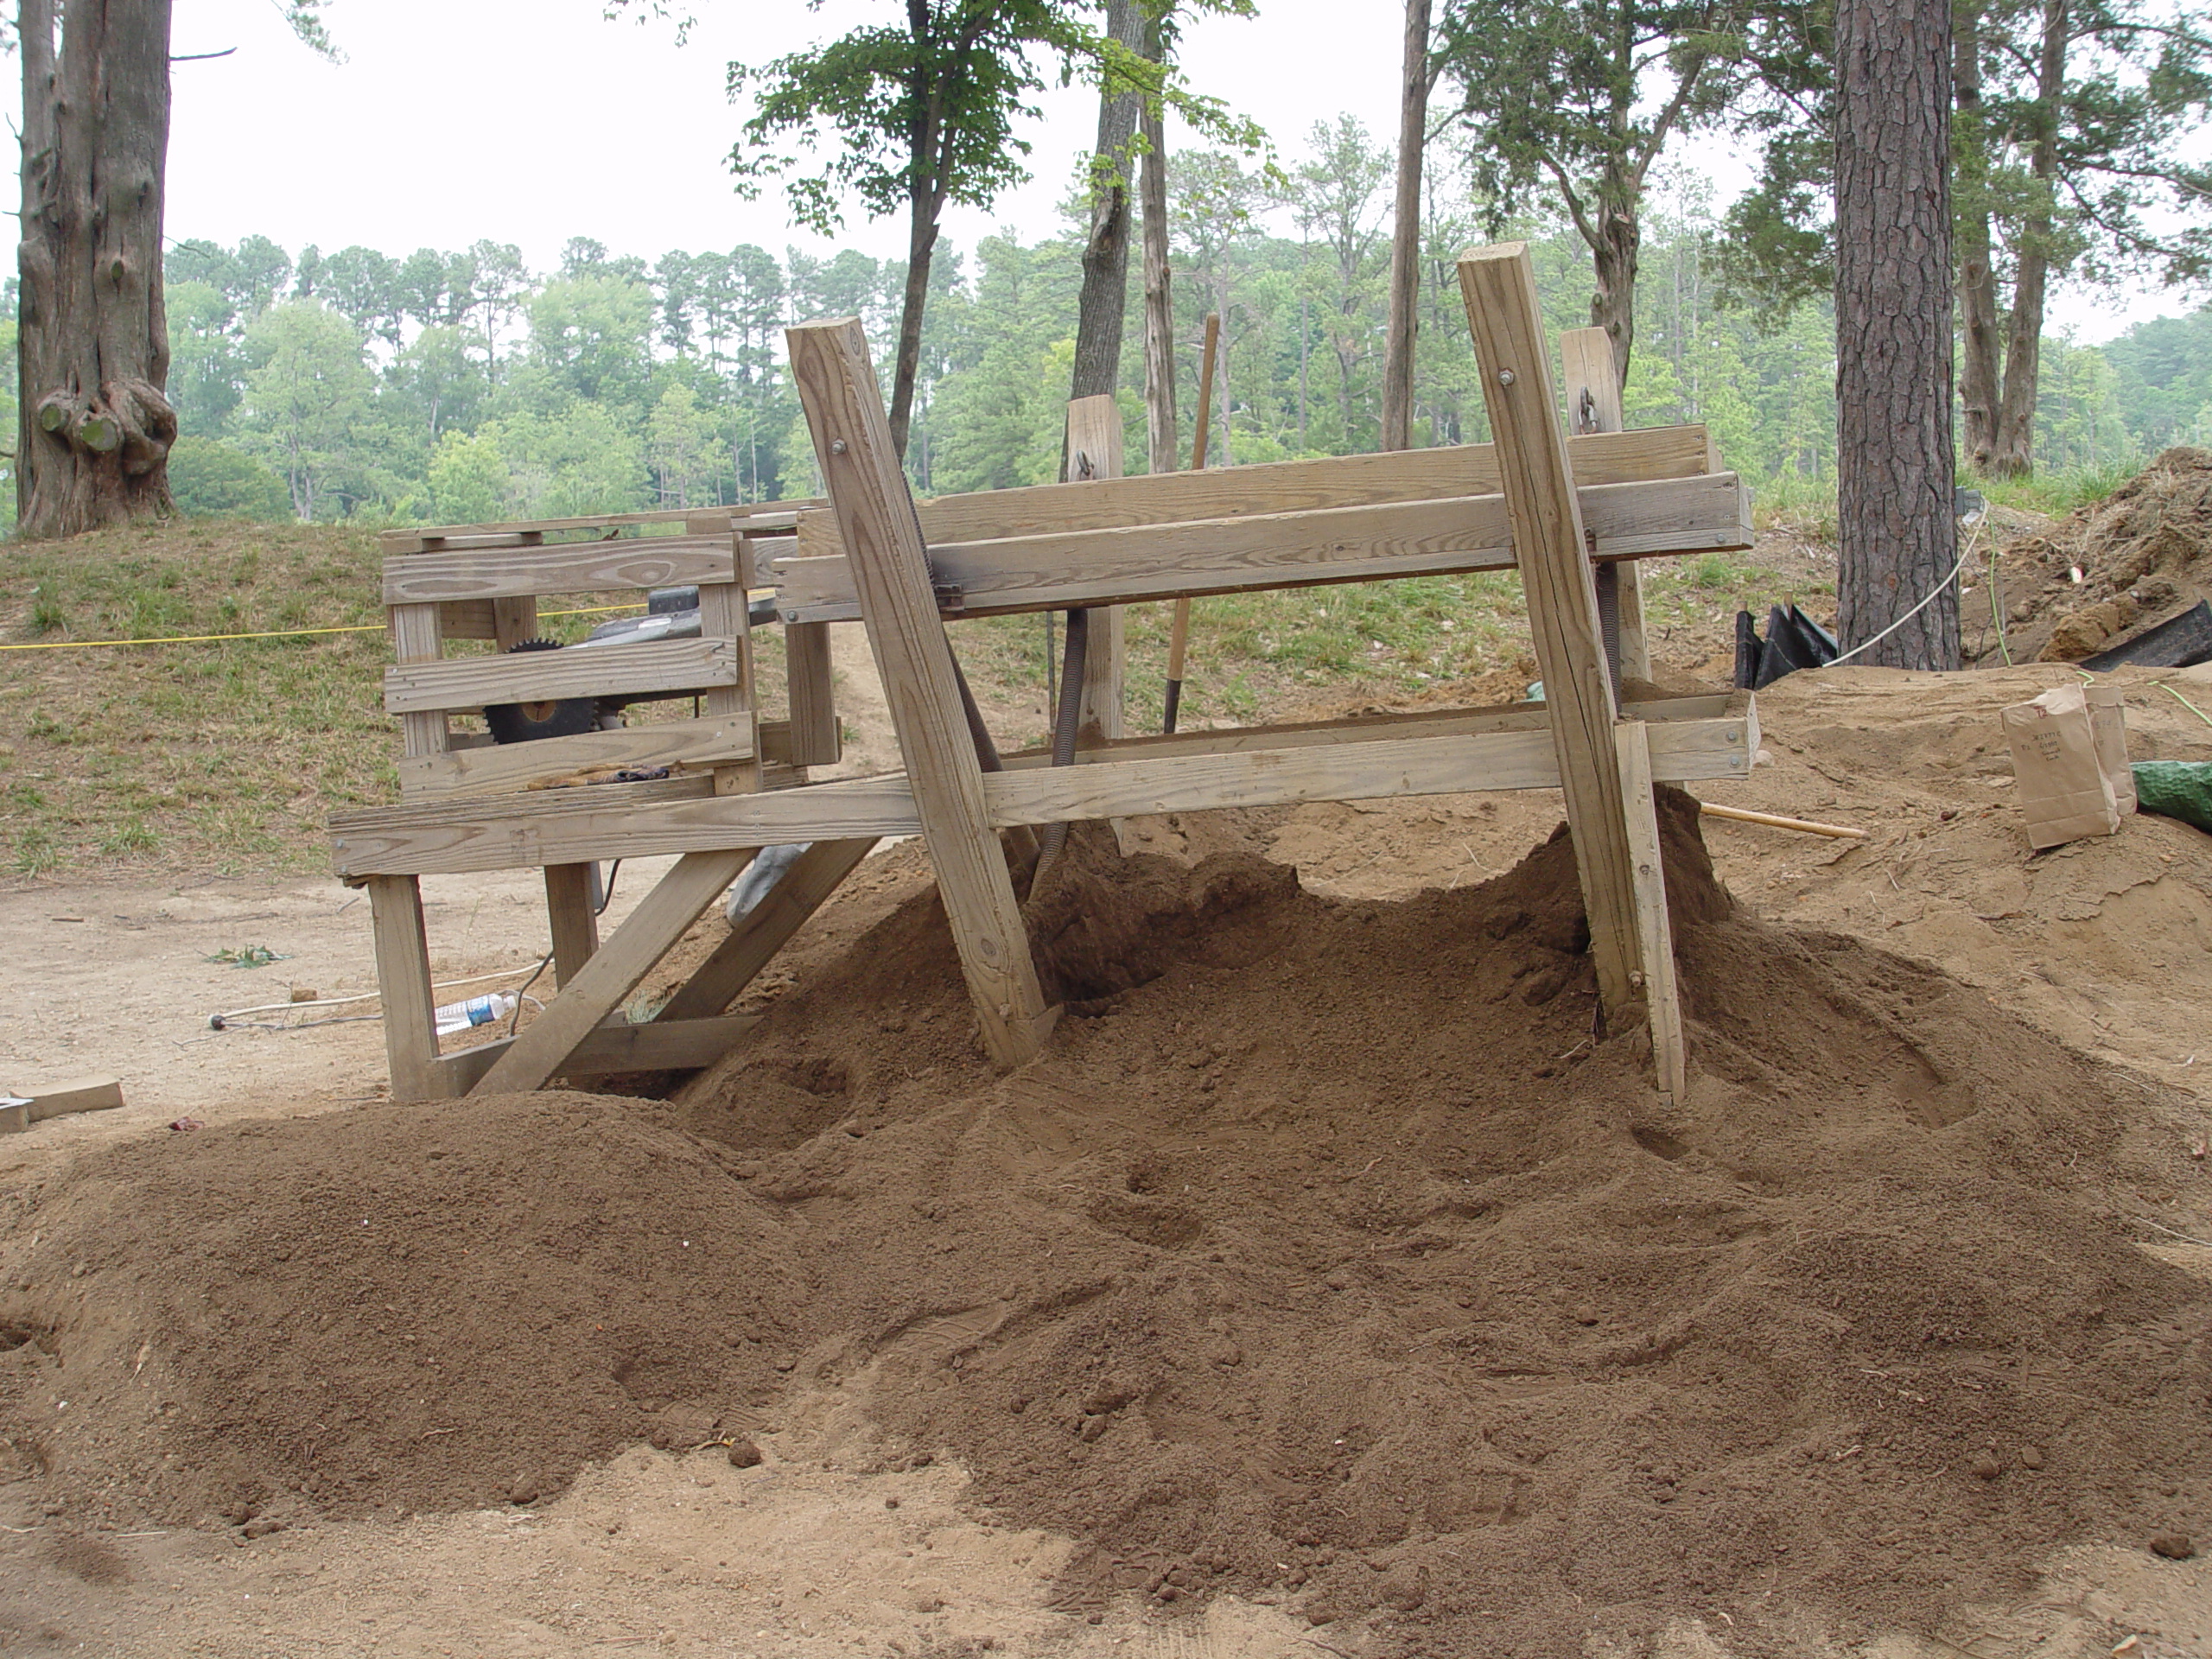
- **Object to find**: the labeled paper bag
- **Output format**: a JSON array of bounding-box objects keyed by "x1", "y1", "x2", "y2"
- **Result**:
[
  {"x1": 2002, "y1": 684, "x2": 2120, "y2": 850},
  {"x1": 2082, "y1": 683, "x2": 2137, "y2": 815}
]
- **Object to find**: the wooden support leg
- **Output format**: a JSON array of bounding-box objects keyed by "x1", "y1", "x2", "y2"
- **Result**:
[
  {"x1": 785, "y1": 621, "x2": 843, "y2": 766},
  {"x1": 788, "y1": 317, "x2": 1057, "y2": 1070},
  {"x1": 655, "y1": 837, "x2": 880, "y2": 1024},
  {"x1": 366, "y1": 874, "x2": 448, "y2": 1103},
  {"x1": 474, "y1": 849, "x2": 757, "y2": 1096},
  {"x1": 1560, "y1": 327, "x2": 1649, "y2": 685},
  {"x1": 543, "y1": 862, "x2": 601, "y2": 988},
  {"x1": 1615, "y1": 721, "x2": 1687, "y2": 1103},
  {"x1": 1459, "y1": 245, "x2": 1644, "y2": 1021}
]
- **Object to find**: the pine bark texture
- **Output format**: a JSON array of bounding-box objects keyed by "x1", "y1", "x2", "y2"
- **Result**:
[
  {"x1": 1380, "y1": 0, "x2": 1431, "y2": 451},
  {"x1": 1069, "y1": 0, "x2": 1142, "y2": 422},
  {"x1": 1834, "y1": 0, "x2": 1960, "y2": 670},
  {"x1": 17, "y1": 0, "x2": 180, "y2": 538}
]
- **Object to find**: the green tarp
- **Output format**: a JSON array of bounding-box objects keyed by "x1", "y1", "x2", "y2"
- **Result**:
[{"x1": 2133, "y1": 762, "x2": 2212, "y2": 834}]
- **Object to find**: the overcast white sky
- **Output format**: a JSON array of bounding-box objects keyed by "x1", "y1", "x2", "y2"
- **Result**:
[{"x1": 157, "y1": 0, "x2": 2184, "y2": 342}]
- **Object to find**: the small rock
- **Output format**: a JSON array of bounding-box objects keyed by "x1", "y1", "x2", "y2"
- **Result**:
[
  {"x1": 884, "y1": 1496, "x2": 899, "y2": 1510},
  {"x1": 725, "y1": 1438, "x2": 763, "y2": 1469},
  {"x1": 241, "y1": 1519, "x2": 287, "y2": 1540},
  {"x1": 1968, "y1": 1452, "x2": 2002, "y2": 1481},
  {"x1": 772, "y1": 1357, "x2": 796, "y2": 1373},
  {"x1": 2019, "y1": 1446, "x2": 2045, "y2": 1470},
  {"x1": 507, "y1": 1475, "x2": 542, "y2": 1504},
  {"x1": 289, "y1": 987, "x2": 318, "y2": 1003},
  {"x1": 2149, "y1": 1532, "x2": 2195, "y2": 1560}
]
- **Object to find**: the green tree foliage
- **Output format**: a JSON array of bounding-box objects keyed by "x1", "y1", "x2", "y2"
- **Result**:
[{"x1": 164, "y1": 435, "x2": 294, "y2": 519}]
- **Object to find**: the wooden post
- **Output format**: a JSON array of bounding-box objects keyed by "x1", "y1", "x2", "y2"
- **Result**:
[
  {"x1": 388, "y1": 603, "x2": 449, "y2": 761},
  {"x1": 474, "y1": 848, "x2": 757, "y2": 1096},
  {"x1": 1458, "y1": 244, "x2": 1643, "y2": 1020},
  {"x1": 543, "y1": 862, "x2": 600, "y2": 988},
  {"x1": 1065, "y1": 393, "x2": 1126, "y2": 743},
  {"x1": 786, "y1": 317, "x2": 1057, "y2": 1069},
  {"x1": 785, "y1": 621, "x2": 842, "y2": 766},
  {"x1": 366, "y1": 874, "x2": 448, "y2": 1103},
  {"x1": 1560, "y1": 327, "x2": 1649, "y2": 685},
  {"x1": 1614, "y1": 721, "x2": 1686, "y2": 1103}
]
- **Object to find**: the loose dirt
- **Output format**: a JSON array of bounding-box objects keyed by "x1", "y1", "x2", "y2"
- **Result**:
[{"x1": 5, "y1": 740, "x2": 2212, "y2": 1656}]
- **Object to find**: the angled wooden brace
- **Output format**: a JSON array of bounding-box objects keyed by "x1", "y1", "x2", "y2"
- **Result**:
[{"x1": 785, "y1": 317, "x2": 1058, "y2": 1070}]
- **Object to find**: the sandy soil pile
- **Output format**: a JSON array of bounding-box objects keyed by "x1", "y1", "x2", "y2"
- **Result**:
[
  {"x1": 2, "y1": 793, "x2": 2207, "y2": 1656},
  {"x1": 1983, "y1": 447, "x2": 2212, "y2": 663}
]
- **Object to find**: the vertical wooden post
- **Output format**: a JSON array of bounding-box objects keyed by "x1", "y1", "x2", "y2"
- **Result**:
[
  {"x1": 1458, "y1": 244, "x2": 1643, "y2": 1020},
  {"x1": 1614, "y1": 721, "x2": 1686, "y2": 1103},
  {"x1": 543, "y1": 862, "x2": 600, "y2": 988},
  {"x1": 697, "y1": 534, "x2": 760, "y2": 798},
  {"x1": 787, "y1": 317, "x2": 1057, "y2": 1069},
  {"x1": 785, "y1": 621, "x2": 842, "y2": 766},
  {"x1": 1560, "y1": 326, "x2": 1649, "y2": 685},
  {"x1": 388, "y1": 602, "x2": 449, "y2": 761},
  {"x1": 490, "y1": 596, "x2": 539, "y2": 652},
  {"x1": 1065, "y1": 394, "x2": 1127, "y2": 743},
  {"x1": 366, "y1": 874, "x2": 447, "y2": 1103}
]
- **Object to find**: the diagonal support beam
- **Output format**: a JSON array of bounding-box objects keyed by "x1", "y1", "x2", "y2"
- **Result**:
[
  {"x1": 655, "y1": 837, "x2": 880, "y2": 1025},
  {"x1": 1459, "y1": 243, "x2": 1643, "y2": 1020},
  {"x1": 786, "y1": 317, "x2": 1057, "y2": 1070}
]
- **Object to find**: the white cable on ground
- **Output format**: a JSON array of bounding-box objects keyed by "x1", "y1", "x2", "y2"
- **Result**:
[
  {"x1": 211, "y1": 963, "x2": 560, "y2": 1025},
  {"x1": 1827, "y1": 516, "x2": 1982, "y2": 668}
]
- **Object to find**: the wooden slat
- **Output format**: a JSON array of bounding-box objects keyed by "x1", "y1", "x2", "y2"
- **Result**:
[
  {"x1": 331, "y1": 712, "x2": 1755, "y2": 879},
  {"x1": 388, "y1": 603, "x2": 450, "y2": 760},
  {"x1": 474, "y1": 849, "x2": 756, "y2": 1094},
  {"x1": 383, "y1": 537, "x2": 740, "y2": 605},
  {"x1": 784, "y1": 621, "x2": 842, "y2": 766},
  {"x1": 543, "y1": 862, "x2": 601, "y2": 988},
  {"x1": 438, "y1": 1011, "x2": 763, "y2": 1092},
  {"x1": 383, "y1": 636, "x2": 739, "y2": 715},
  {"x1": 696, "y1": 575, "x2": 760, "y2": 796},
  {"x1": 657, "y1": 837, "x2": 880, "y2": 1023},
  {"x1": 1460, "y1": 241, "x2": 1641, "y2": 1016},
  {"x1": 1561, "y1": 326, "x2": 1649, "y2": 685},
  {"x1": 788, "y1": 317, "x2": 1055, "y2": 1070},
  {"x1": 772, "y1": 471, "x2": 1751, "y2": 623},
  {"x1": 791, "y1": 425, "x2": 1713, "y2": 555},
  {"x1": 1616, "y1": 721, "x2": 1686, "y2": 1103},
  {"x1": 367, "y1": 875, "x2": 449, "y2": 1103},
  {"x1": 395, "y1": 715, "x2": 758, "y2": 802},
  {"x1": 380, "y1": 500, "x2": 812, "y2": 554}
]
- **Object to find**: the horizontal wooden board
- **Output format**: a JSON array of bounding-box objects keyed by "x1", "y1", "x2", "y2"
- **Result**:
[
  {"x1": 435, "y1": 1011, "x2": 761, "y2": 1091},
  {"x1": 775, "y1": 473, "x2": 1752, "y2": 622},
  {"x1": 384, "y1": 537, "x2": 741, "y2": 605},
  {"x1": 395, "y1": 715, "x2": 757, "y2": 801},
  {"x1": 333, "y1": 709, "x2": 1755, "y2": 877},
  {"x1": 382, "y1": 637, "x2": 741, "y2": 715},
  {"x1": 798, "y1": 426, "x2": 1714, "y2": 557},
  {"x1": 381, "y1": 500, "x2": 814, "y2": 554}
]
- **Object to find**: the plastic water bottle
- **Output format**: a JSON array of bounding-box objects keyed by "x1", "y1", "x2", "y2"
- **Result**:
[{"x1": 433, "y1": 992, "x2": 517, "y2": 1038}]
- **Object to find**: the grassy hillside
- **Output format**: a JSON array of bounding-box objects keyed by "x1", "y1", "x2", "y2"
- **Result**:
[{"x1": 0, "y1": 512, "x2": 1843, "y2": 884}]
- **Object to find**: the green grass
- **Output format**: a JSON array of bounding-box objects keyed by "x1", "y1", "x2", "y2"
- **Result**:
[{"x1": 1974, "y1": 461, "x2": 2135, "y2": 518}]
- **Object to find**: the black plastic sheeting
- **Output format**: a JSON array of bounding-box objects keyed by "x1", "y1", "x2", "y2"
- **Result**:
[
  {"x1": 1734, "y1": 604, "x2": 1840, "y2": 690},
  {"x1": 2079, "y1": 601, "x2": 2212, "y2": 673}
]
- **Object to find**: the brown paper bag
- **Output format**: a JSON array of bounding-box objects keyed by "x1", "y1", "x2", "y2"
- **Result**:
[
  {"x1": 2002, "y1": 684, "x2": 2120, "y2": 849},
  {"x1": 2082, "y1": 683, "x2": 2137, "y2": 815}
]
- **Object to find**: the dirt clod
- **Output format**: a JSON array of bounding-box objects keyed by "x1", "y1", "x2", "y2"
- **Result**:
[{"x1": 2148, "y1": 1533, "x2": 2196, "y2": 1560}]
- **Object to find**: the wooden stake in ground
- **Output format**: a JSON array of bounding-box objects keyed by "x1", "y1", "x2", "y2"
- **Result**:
[
  {"x1": 787, "y1": 317, "x2": 1056, "y2": 1070},
  {"x1": 1164, "y1": 311, "x2": 1221, "y2": 735}
]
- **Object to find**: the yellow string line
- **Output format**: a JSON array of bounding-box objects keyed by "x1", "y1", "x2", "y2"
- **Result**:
[{"x1": 0, "y1": 601, "x2": 651, "y2": 652}]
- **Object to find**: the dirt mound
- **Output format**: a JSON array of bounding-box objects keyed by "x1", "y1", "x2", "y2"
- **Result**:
[
  {"x1": 1984, "y1": 446, "x2": 2212, "y2": 663},
  {"x1": 3, "y1": 796, "x2": 2208, "y2": 1656}
]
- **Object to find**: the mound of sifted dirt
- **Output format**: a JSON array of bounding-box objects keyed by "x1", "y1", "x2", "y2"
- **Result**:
[
  {"x1": 1983, "y1": 446, "x2": 2212, "y2": 664},
  {"x1": 2, "y1": 796, "x2": 2207, "y2": 1656}
]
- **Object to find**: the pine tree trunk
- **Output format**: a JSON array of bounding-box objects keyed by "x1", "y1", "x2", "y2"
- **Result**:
[
  {"x1": 1138, "y1": 16, "x2": 1177, "y2": 475},
  {"x1": 1834, "y1": 0, "x2": 1960, "y2": 670},
  {"x1": 1069, "y1": 0, "x2": 1142, "y2": 425},
  {"x1": 888, "y1": 195, "x2": 938, "y2": 460},
  {"x1": 1985, "y1": 0, "x2": 2069, "y2": 479},
  {"x1": 1587, "y1": 188, "x2": 1640, "y2": 391},
  {"x1": 1954, "y1": 0, "x2": 2005, "y2": 474},
  {"x1": 17, "y1": 0, "x2": 180, "y2": 539},
  {"x1": 1380, "y1": 0, "x2": 1431, "y2": 452}
]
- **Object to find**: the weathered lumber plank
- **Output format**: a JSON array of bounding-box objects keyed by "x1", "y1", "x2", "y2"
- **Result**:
[
  {"x1": 474, "y1": 849, "x2": 757, "y2": 1095},
  {"x1": 788, "y1": 315, "x2": 1056, "y2": 1070},
  {"x1": 383, "y1": 636, "x2": 739, "y2": 715},
  {"x1": 396, "y1": 715, "x2": 757, "y2": 801},
  {"x1": 366, "y1": 874, "x2": 449, "y2": 1103},
  {"x1": 388, "y1": 603, "x2": 450, "y2": 760},
  {"x1": 1459, "y1": 241, "x2": 1642, "y2": 1015},
  {"x1": 332, "y1": 711, "x2": 1755, "y2": 878},
  {"x1": 543, "y1": 861, "x2": 601, "y2": 988},
  {"x1": 1615, "y1": 720, "x2": 1687, "y2": 1103},
  {"x1": 773, "y1": 470, "x2": 1751, "y2": 623},
  {"x1": 656, "y1": 837, "x2": 880, "y2": 1023},
  {"x1": 783, "y1": 620, "x2": 842, "y2": 766},
  {"x1": 1561, "y1": 326, "x2": 1650, "y2": 685},
  {"x1": 380, "y1": 501, "x2": 809, "y2": 555},
  {"x1": 437, "y1": 1011, "x2": 764, "y2": 1093},
  {"x1": 382, "y1": 537, "x2": 740, "y2": 605}
]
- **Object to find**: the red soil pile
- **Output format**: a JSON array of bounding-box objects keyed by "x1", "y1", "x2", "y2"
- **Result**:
[{"x1": 2, "y1": 794, "x2": 2207, "y2": 1656}]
